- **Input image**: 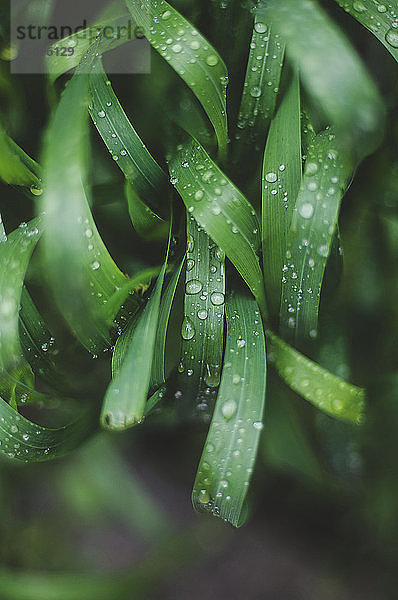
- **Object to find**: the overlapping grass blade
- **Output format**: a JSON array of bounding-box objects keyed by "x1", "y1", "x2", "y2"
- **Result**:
[
  {"x1": 192, "y1": 292, "x2": 266, "y2": 526},
  {"x1": 0, "y1": 398, "x2": 95, "y2": 462},
  {"x1": 0, "y1": 119, "x2": 41, "y2": 190},
  {"x1": 150, "y1": 257, "x2": 184, "y2": 388},
  {"x1": 262, "y1": 70, "x2": 301, "y2": 321},
  {"x1": 89, "y1": 56, "x2": 167, "y2": 212},
  {"x1": 169, "y1": 138, "x2": 267, "y2": 317},
  {"x1": 178, "y1": 215, "x2": 225, "y2": 420},
  {"x1": 280, "y1": 129, "x2": 353, "y2": 344},
  {"x1": 40, "y1": 46, "x2": 129, "y2": 354},
  {"x1": 46, "y1": 12, "x2": 133, "y2": 83},
  {"x1": 263, "y1": 0, "x2": 385, "y2": 157},
  {"x1": 235, "y1": 5, "x2": 285, "y2": 148},
  {"x1": 125, "y1": 183, "x2": 168, "y2": 241},
  {"x1": 101, "y1": 219, "x2": 172, "y2": 429},
  {"x1": 125, "y1": 0, "x2": 228, "y2": 156},
  {"x1": 19, "y1": 287, "x2": 67, "y2": 392},
  {"x1": 334, "y1": 0, "x2": 398, "y2": 63},
  {"x1": 267, "y1": 331, "x2": 365, "y2": 424},
  {"x1": 0, "y1": 218, "x2": 40, "y2": 393}
]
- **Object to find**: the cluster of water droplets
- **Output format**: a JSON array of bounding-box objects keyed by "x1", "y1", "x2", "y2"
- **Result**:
[
  {"x1": 280, "y1": 132, "x2": 345, "y2": 338},
  {"x1": 193, "y1": 307, "x2": 266, "y2": 521},
  {"x1": 236, "y1": 19, "x2": 283, "y2": 139},
  {"x1": 345, "y1": 1, "x2": 398, "y2": 48},
  {"x1": 0, "y1": 409, "x2": 52, "y2": 462}
]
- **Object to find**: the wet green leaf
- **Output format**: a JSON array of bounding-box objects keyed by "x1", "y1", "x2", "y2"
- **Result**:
[{"x1": 193, "y1": 292, "x2": 266, "y2": 526}]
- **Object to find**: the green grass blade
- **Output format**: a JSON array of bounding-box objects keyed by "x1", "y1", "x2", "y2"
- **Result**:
[
  {"x1": 89, "y1": 56, "x2": 167, "y2": 211},
  {"x1": 125, "y1": 182, "x2": 169, "y2": 241},
  {"x1": 169, "y1": 138, "x2": 267, "y2": 317},
  {"x1": 280, "y1": 129, "x2": 353, "y2": 344},
  {"x1": 151, "y1": 257, "x2": 184, "y2": 388},
  {"x1": 178, "y1": 214, "x2": 225, "y2": 420},
  {"x1": 46, "y1": 12, "x2": 133, "y2": 83},
  {"x1": 0, "y1": 119, "x2": 41, "y2": 189},
  {"x1": 335, "y1": 0, "x2": 398, "y2": 63},
  {"x1": 262, "y1": 70, "x2": 301, "y2": 321},
  {"x1": 101, "y1": 265, "x2": 167, "y2": 429},
  {"x1": 101, "y1": 222, "x2": 171, "y2": 429},
  {"x1": 235, "y1": 7, "x2": 285, "y2": 148},
  {"x1": 125, "y1": 0, "x2": 229, "y2": 156},
  {"x1": 267, "y1": 330, "x2": 365, "y2": 424},
  {"x1": 0, "y1": 397, "x2": 95, "y2": 462},
  {"x1": 0, "y1": 218, "x2": 41, "y2": 378},
  {"x1": 263, "y1": 0, "x2": 385, "y2": 157},
  {"x1": 40, "y1": 47, "x2": 129, "y2": 354},
  {"x1": 192, "y1": 292, "x2": 266, "y2": 526}
]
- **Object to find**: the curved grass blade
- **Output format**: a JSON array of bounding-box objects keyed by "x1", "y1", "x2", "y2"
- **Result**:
[
  {"x1": 0, "y1": 119, "x2": 41, "y2": 190},
  {"x1": 40, "y1": 47, "x2": 129, "y2": 355},
  {"x1": 19, "y1": 287, "x2": 67, "y2": 392},
  {"x1": 178, "y1": 215, "x2": 225, "y2": 420},
  {"x1": 0, "y1": 398, "x2": 95, "y2": 462},
  {"x1": 262, "y1": 70, "x2": 301, "y2": 321},
  {"x1": 0, "y1": 219, "x2": 41, "y2": 386},
  {"x1": 192, "y1": 292, "x2": 266, "y2": 527},
  {"x1": 89, "y1": 56, "x2": 168, "y2": 212},
  {"x1": 267, "y1": 330, "x2": 365, "y2": 424},
  {"x1": 46, "y1": 12, "x2": 134, "y2": 83},
  {"x1": 169, "y1": 138, "x2": 267, "y2": 317},
  {"x1": 280, "y1": 129, "x2": 353, "y2": 344},
  {"x1": 125, "y1": 183, "x2": 169, "y2": 241},
  {"x1": 150, "y1": 257, "x2": 184, "y2": 388},
  {"x1": 334, "y1": 0, "x2": 398, "y2": 63},
  {"x1": 263, "y1": 0, "x2": 385, "y2": 157},
  {"x1": 235, "y1": 8, "x2": 285, "y2": 148},
  {"x1": 101, "y1": 219, "x2": 172, "y2": 429},
  {"x1": 125, "y1": 0, "x2": 228, "y2": 156}
]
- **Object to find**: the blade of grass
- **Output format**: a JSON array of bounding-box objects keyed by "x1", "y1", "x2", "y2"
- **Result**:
[
  {"x1": 101, "y1": 217, "x2": 172, "y2": 429},
  {"x1": 0, "y1": 118, "x2": 41, "y2": 190},
  {"x1": 279, "y1": 128, "x2": 353, "y2": 344},
  {"x1": 125, "y1": 183, "x2": 169, "y2": 241},
  {"x1": 192, "y1": 292, "x2": 266, "y2": 526},
  {"x1": 334, "y1": 0, "x2": 398, "y2": 63},
  {"x1": 262, "y1": 69, "x2": 302, "y2": 321},
  {"x1": 267, "y1": 330, "x2": 365, "y2": 424},
  {"x1": 235, "y1": 4, "x2": 285, "y2": 150},
  {"x1": 178, "y1": 214, "x2": 225, "y2": 420},
  {"x1": 0, "y1": 398, "x2": 95, "y2": 462},
  {"x1": 125, "y1": 0, "x2": 229, "y2": 156},
  {"x1": 89, "y1": 56, "x2": 168, "y2": 213},
  {"x1": 40, "y1": 44, "x2": 129, "y2": 354},
  {"x1": 169, "y1": 137, "x2": 267, "y2": 318},
  {"x1": 263, "y1": 0, "x2": 385, "y2": 158}
]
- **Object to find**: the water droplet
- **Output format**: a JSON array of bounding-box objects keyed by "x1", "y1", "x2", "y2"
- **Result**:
[
  {"x1": 210, "y1": 292, "x2": 225, "y2": 306},
  {"x1": 253, "y1": 421, "x2": 263, "y2": 431},
  {"x1": 186, "y1": 279, "x2": 203, "y2": 294},
  {"x1": 254, "y1": 22, "x2": 267, "y2": 34},
  {"x1": 10, "y1": 424, "x2": 18, "y2": 433},
  {"x1": 181, "y1": 316, "x2": 195, "y2": 340},
  {"x1": 187, "y1": 259, "x2": 195, "y2": 271},
  {"x1": 190, "y1": 40, "x2": 200, "y2": 50},
  {"x1": 206, "y1": 54, "x2": 218, "y2": 66},
  {"x1": 385, "y1": 28, "x2": 398, "y2": 47},
  {"x1": 22, "y1": 433, "x2": 29, "y2": 441},
  {"x1": 98, "y1": 110, "x2": 106, "y2": 118},
  {"x1": 198, "y1": 489, "x2": 210, "y2": 504},
  {"x1": 353, "y1": 1, "x2": 366, "y2": 12},
  {"x1": 30, "y1": 184, "x2": 43, "y2": 196},
  {"x1": 161, "y1": 9, "x2": 171, "y2": 19},
  {"x1": 194, "y1": 189, "x2": 203, "y2": 201},
  {"x1": 85, "y1": 228, "x2": 93, "y2": 238},
  {"x1": 237, "y1": 338, "x2": 246, "y2": 348},
  {"x1": 212, "y1": 204, "x2": 221, "y2": 216},
  {"x1": 172, "y1": 43, "x2": 182, "y2": 53},
  {"x1": 317, "y1": 244, "x2": 329, "y2": 257},
  {"x1": 91, "y1": 260, "x2": 100, "y2": 270},
  {"x1": 250, "y1": 86, "x2": 262, "y2": 98},
  {"x1": 222, "y1": 400, "x2": 237, "y2": 420},
  {"x1": 197, "y1": 309, "x2": 208, "y2": 320},
  {"x1": 232, "y1": 374, "x2": 241, "y2": 385},
  {"x1": 298, "y1": 202, "x2": 314, "y2": 219},
  {"x1": 306, "y1": 162, "x2": 318, "y2": 175},
  {"x1": 265, "y1": 172, "x2": 277, "y2": 183}
]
